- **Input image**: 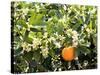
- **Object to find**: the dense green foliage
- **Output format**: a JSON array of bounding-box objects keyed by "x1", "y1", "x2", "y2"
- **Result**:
[{"x1": 11, "y1": 1, "x2": 97, "y2": 73}]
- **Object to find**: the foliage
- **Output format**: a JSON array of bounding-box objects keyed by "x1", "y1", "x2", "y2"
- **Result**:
[{"x1": 11, "y1": 1, "x2": 97, "y2": 73}]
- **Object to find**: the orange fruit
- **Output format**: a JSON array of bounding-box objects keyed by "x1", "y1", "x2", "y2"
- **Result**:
[{"x1": 61, "y1": 46, "x2": 75, "y2": 61}]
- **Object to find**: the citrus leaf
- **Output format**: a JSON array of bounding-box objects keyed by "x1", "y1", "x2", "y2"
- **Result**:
[{"x1": 17, "y1": 19, "x2": 28, "y2": 28}]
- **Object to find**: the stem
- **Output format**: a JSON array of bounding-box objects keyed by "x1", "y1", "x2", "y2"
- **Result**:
[
  {"x1": 68, "y1": 62, "x2": 71, "y2": 70},
  {"x1": 74, "y1": 57, "x2": 82, "y2": 70}
]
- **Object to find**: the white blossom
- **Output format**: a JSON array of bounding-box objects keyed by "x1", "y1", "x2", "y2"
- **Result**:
[
  {"x1": 72, "y1": 30, "x2": 79, "y2": 36},
  {"x1": 63, "y1": 5, "x2": 67, "y2": 10},
  {"x1": 40, "y1": 46, "x2": 49, "y2": 58},
  {"x1": 48, "y1": 36, "x2": 56, "y2": 43},
  {"x1": 58, "y1": 68, "x2": 62, "y2": 71},
  {"x1": 58, "y1": 35, "x2": 65, "y2": 41},
  {"x1": 32, "y1": 38, "x2": 41, "y2": 49},
  {"x1": 54, "y1": 32, "x2": 65, "y2": 41},
  {"x1": 43, "y1": 32, "x2": 48, "y2": 38},
  {"x1": 86, "y1": 28, "x2": 92, "y2": 34},
  {"x1": 53, "y1": 41, "x2": 61, "y2": 48},
  {"x1": 21, "y1": 42, "x2": 31, "y2": 52},
  {"x1": 66, "y1": 29, "x2": 73, "y2": 37},
  {"x1": 83, "y1": 60, "x2": 88, "y2": 67},
  {"x1": 72, "y1": 30, "x2": 79, "y2": 47}
]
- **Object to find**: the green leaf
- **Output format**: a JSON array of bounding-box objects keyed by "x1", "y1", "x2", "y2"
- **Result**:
[
  {"x1": 28, "y1": 31, "x2": 35, "y2": 39},
  {"x1": 23, "y1": 51, "x2": 33, "y2": 62},
  {"x1": 49, "y1": 49, "x2": 55, "y2": 58},
  {"x1": 23, "y1": 30, "x2": 29, "y2": 41},
  {"x1": 30, "y1": 28, "x2": 41, "y2": 32},
  {"x1": 76, "y1": 46, "x2": 91, "y2": 56},
  {"x1": 17, "y1": 19, "x2": 28, "y2": 28},
  {"x1": 14, "y1": 47, "x2": 23, "y2": 56},
  {"x1": 29, "y1": 13, "x2": 44, "y2": 25},
  {"x1": 23, "y1": 30, "x2": 32, "y2": 43},
  {"x1": 29, "y1": 13, "x2": 36, "y2": 25},
  {"x1": 89, "y1": 21, "x2": 92, "y2": 30},
  {"x1": 33, "y1": 50, "x2": 42, "y2": 62},
  {"x1": 37, "y1": 65, "x2": 46, "y2": 72},
  {"x1": 26, "y1": 37, "x2": 33, "y2": 44}
]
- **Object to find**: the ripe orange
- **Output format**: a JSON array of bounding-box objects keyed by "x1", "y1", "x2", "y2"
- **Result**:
[{"x1": 61, "y1": 46, "x2": 75, "y2": 61}]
